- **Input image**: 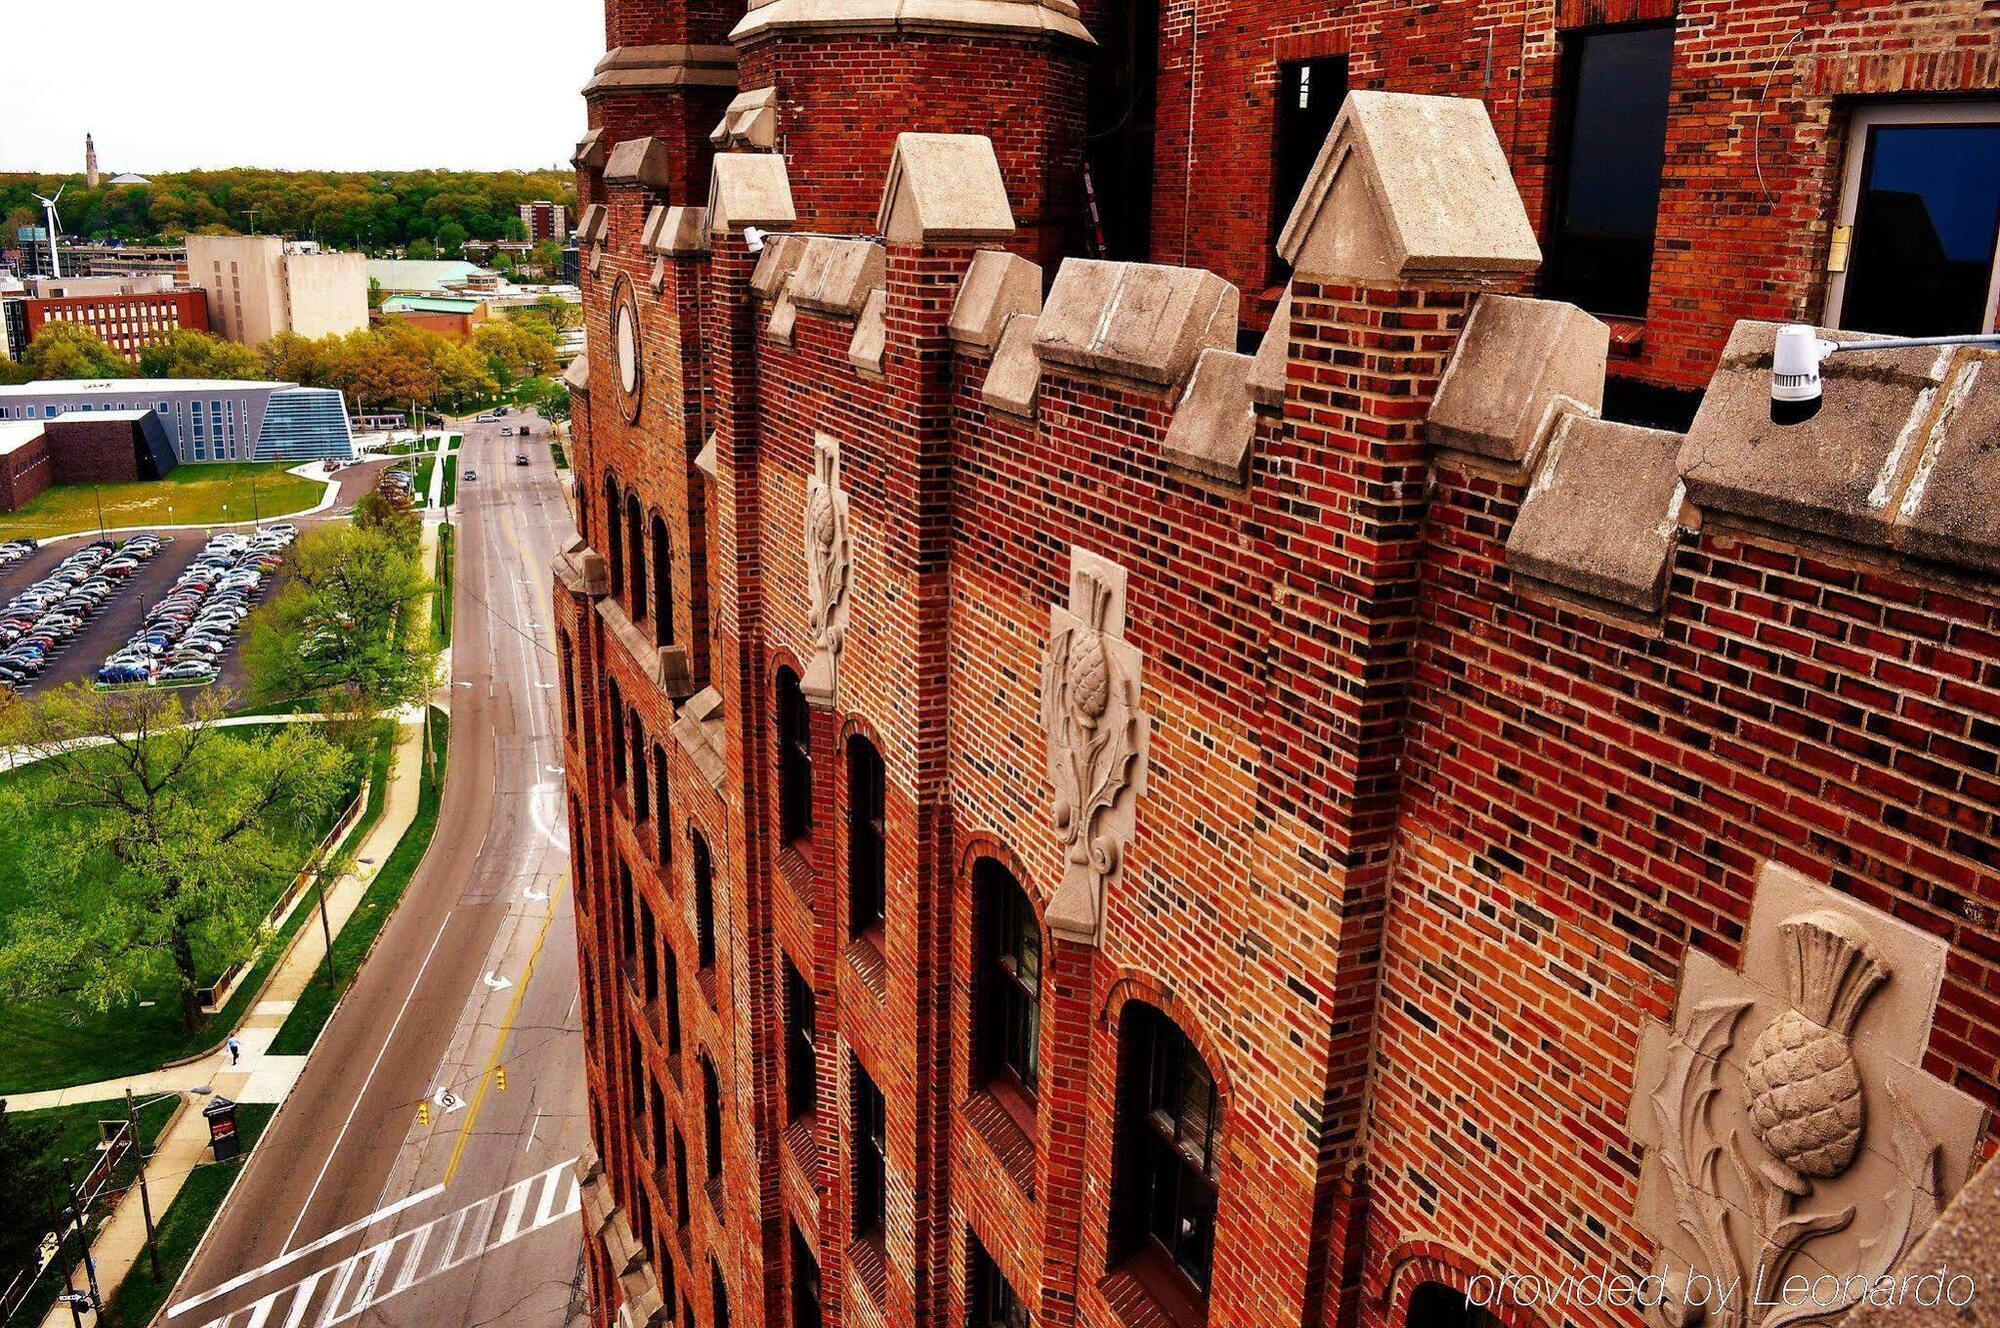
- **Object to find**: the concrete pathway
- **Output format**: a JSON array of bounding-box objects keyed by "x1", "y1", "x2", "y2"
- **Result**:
[{"x1": 0, "y1": 706, "x2": 431, "y2": 773}]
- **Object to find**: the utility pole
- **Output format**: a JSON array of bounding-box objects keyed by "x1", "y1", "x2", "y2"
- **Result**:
[
  {"x1": 316, "y1": 856, "x2": 338, "y2": 987},
  {"x1": 125, "y1": 1088, "x2": 161, "y2": 1280},
  {"x1": 245, "y1": 207, "x2": 261, "y2": 236},
  {"x1": 93, "y1": 484, "x2": 105, "y2": 536},
  {"x1": 48, "y1": 1197, "x2": 84, "y2": 1328},
  {"x1": 58, "y1": 1155, "x2": 101, "y2": 1312}
]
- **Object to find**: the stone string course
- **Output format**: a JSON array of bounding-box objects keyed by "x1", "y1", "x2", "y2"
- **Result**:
[{"x1": 556, "y1": 5, "x2": 2000, "y2": 1328}]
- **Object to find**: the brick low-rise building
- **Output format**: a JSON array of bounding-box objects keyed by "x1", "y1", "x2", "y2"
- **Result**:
[
  {"x1": 18, "y1": 285, "x2": 211, "y2": 364},
  {"x1": 556, "y1": 5, "x2": 2000, "y2": 1328}
]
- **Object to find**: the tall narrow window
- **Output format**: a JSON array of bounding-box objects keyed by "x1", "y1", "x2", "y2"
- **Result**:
[
  {"x1": 651, "y1": 512, "x2": 674, "y2": 647},
  {"x1": 558, "y1": 629, "x2": 576, "y2": 730},
  {"x1": 1541, "y1": 22, "x2": 1676, "y2": 319},
  {"x1": 654, "y1": 746, "x2": 671, "y2": 862},
  {"x1": 702, "y1": 1056, "x2": 725, "y2": 1183},
  {"x1": 1113, "y1": 1003, "x2": 1220, "y2": 1301},
  {"x1": 975, "y1": 860, "x2": 1040, "y2": 1101},
  {"x1": 846, "y1": 736, "x2": 885, "y2": 940},
  {"x1": 663, "y1": 942, "x2": 683, "y2": 1058},
  {"x1": 852, "y1": 1058, "x2": 886, "y2": 1241},
  {"x1": 791, "y1": 1225, "x2": 823, "y2": 1328},
  {"x1": 693, "y1": 830, "x2": 716, "y2": 970},
  {"x1": 777, "y1": 667, "x2": 813, "y2": 845},
  {"x1": 712, "y1": 1262, "x2": 732, "y2": 1328},
  {"x1": 650, "y1": 1074, "x2": 668, "y2": 1162},
  {"x1": 673, "y1": 1126, "x2": 690, "y2": 1228},
  {"x1": 608, "y1": 682, "x2": 627, "y2": 786},
  {"x1": 641, "y1": 901, "x2": 659, "y2": 1004},
  {"x1": 631, "y1": 716, "x2": 649, "y2": 822},
  {"x1": 619, "y1": 862, "x2": 637, "y2": 962},
  {"x1": 969, "y1": 1234, "x2": 1030, "y2": 1328},
  {"x1": 1270, "y1": 57, "x2": 1349, "y2": 259},
  {"x1": 784, "y1": 959, "x2": 816, "y2": 1122},
  {"x1": 626, "y1": 491, "x2": 647, "y2": 621},
  {"x1": 604, "y1": 473, "x2": 625, "y2": 597}
]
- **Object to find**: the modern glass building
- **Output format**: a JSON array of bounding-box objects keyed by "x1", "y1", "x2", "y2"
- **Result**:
[{"x1": 0, "y1": 378, "x2": 354, "y2": 463}]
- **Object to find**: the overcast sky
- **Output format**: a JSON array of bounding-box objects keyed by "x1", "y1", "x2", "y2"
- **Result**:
[{"x1": 0, "y1": 0, "x2": 604, "y2": 173}]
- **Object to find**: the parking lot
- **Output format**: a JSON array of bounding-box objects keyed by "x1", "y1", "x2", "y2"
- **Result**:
[{"x1": 0, "y1": 458, "x2": 394, "y2": 702}]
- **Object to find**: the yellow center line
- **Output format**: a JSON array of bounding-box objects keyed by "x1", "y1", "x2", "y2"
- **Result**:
[{"x1": 442, "y1": 874, "x2": 568, "y2": 1185}]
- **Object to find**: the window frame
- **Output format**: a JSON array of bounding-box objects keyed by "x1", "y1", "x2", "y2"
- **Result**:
[
  {"x1": 1824, "y1": 100, "x2": 2000, "y2": 335},
  {"x1": 846, "y1": 736, "x2": 886, "y2": 942},
  {"x1": 852, "y1": 1058, "x2": 887, "y2": 1241},
  {"x1": 1112, "y1": 1004, "x2": 1221, "y2": 1304},
  {"x1": 969, "y1": 1233, "x2": 1031, "y2": 1328},
  {"x1": 974, "y1": 860, "x2": 1041, "y2": 1108},
  {"x1": 777, "y1": 667, "x2": 814, "y2": 846},
  {"x1": 784, "y1": 958, "x2": 817, "y2": 1123},
  {"x1": 693, "y1": 829, "x2": 717, "y2": 970},
  {"x1": 702, "y1": 1055, "x2": 725, "y2": 1183}
]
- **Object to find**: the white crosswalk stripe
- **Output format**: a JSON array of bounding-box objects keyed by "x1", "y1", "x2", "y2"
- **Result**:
[{"x1": 196, "y1": 1160, "x2": 580, "y2": 1328}]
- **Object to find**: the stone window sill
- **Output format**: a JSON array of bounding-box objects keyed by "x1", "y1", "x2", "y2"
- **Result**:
[
  {"x1": 1100, "y1": 1249, "x2": 1207, "y2": 1328},
  {"x1": 845, "y1": 930, "x2": 887, "y2": 1002},
  {"x1": 848, "y1": 1230, "x2": 888, "y2": 1314},
  {"x1": 962, "y1": 1087, "x2": 1036, "y2": 1199}
]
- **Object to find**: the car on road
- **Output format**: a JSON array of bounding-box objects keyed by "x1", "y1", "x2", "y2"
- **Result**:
[
  {"x1": 476, "y1": 412, "x2": 498, "y2": 422},
  {"x1": 158, "y1": 661, "x2": 219, "y2": 684},
  {"x1": 515, "y1": 454, "x2": 530, "y2": 466},
  {"x1": 464, "y1": 469, "x2": 478, "y2": 481}
]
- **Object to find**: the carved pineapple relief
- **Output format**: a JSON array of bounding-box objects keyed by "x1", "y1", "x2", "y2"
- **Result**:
[
  {"x1": 1630, "y1": 865, "x2": 1989, "y2": 1328},
  {"x1": 1040, "y1": 548, "x2": 1149, "y2": 947}
]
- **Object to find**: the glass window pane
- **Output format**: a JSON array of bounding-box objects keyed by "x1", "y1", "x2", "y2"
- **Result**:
[{"x1": 1843, "y1": 121, "x2": 2000, "y2": 336}]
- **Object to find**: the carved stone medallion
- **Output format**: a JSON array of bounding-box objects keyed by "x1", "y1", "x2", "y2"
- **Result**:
[
  {"x1": 801, "y1": 433, "x2": 850, "y2": 704},
  {"x1": 611, "y1": 275, "x2": 644, "y2": 424},
  {"x1": 1040, "y1": 548, "x2": 1149, "y2": 947},
  {"x1": 1629, "y1": 862, "x2": 1990, "y2": 1328}
]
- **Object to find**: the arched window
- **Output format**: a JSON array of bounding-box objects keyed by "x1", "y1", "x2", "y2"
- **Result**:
[
  {"x1": 673, "y1": 1125, "x2": 690, "y2": 1228},
  {"x1": 783, "y1": 958, "x2": 815, "y2": 1123},
  {"x1": 692, "y1": 829, "x2": 716, "y2": 970},
  {"x1": 711, "y1": 1261, "x2": 731, "y2": 1328},
  {"x1": 776, "y1": 667, "x2": 812, "y2": 846},
  {"x1": 662, "y1": 939, "x2": 682, "y2": 1059},
  {"x1": 1406, "y1": 1282, "x2": 1504, "y2": 1328},
  {"x1": 603, "y1": 472, "x2": 624, "y2": 596},
  {"x1": 653, "y1": 745, "x2": 671, "y2": 863},
  {"x1": 974, "y1": 859, "x2": 1040, "y2": 1102},
  {"x1": 557, "y1": 628, "x2": 576, "y2": 730},
  {"x1": 626, "y1": 491, "x2": 646, "y2": 621},
  {"x1": 846, "y1": 736, "x2": 885, "y2": 940},
  {"x1": 791, "y1": 1226, "x2": 822, "y2": 1328},
  {"x1": 639, "y1": 899, "x2": 658, "y2": 1003},
  {"x1": 852, "y1": 1055, "x2": 886, "y2": 1242},
  {"x1": 1113, "y1": 1003, "x2": 1220, "y2": 1301},
  {"x1": 701, "y1": 1055, "x2": 724, "y2": 1182},
  {"x1": 651, "y1": 512, "x2": 673, "y2": 647}
]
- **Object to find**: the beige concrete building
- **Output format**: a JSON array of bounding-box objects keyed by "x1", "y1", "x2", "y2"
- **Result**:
[{"x1": 186, "y1": 235, "x2": 367, "y2": 345}]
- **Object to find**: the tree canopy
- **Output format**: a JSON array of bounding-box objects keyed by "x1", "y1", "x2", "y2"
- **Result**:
[
  {"x1": 0, "y1": 687, "x2": 353, "y2": 1031},
  {"x1": 1, "y1": 168, "x2": 575, "y2": 252}
]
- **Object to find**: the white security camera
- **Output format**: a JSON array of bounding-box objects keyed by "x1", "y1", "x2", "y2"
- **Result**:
[
  {"x1": 1771, "y1": 324, "x2": 1836, "y2": 406},
  {"x1": 744, "y1": 226, "x2": 768, "y2": 253}
]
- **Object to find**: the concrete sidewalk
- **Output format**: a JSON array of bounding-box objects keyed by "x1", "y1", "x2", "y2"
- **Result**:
[{"x1": 27, "y1": 717, "x2": 429, "y2": 1328}]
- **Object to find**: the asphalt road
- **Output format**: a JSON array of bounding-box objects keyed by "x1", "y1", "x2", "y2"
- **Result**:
[
  {"x1": 167, "y1": 416, "x2": 587, "y2": 1328},
  {"x1": 0, "y1": 460, "x2": 392, "y2": 698}
]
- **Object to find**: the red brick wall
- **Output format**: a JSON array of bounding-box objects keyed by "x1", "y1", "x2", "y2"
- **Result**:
[
  {"x1": 0, "y1": 433, "x2": 52, "y2": 513},
  {"x1": 1151, "y1": 0, "x2": 2000, "y2": 388},
  {"x1": 23, "y1": 289, "x2": 210, "y2": 365}
]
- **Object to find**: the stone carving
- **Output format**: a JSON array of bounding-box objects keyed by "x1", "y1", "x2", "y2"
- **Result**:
[
  {"x1": 1040, "y1": 549, "x2": 1149, "y2": 947},
  {"x1": 801, "y1": 433, "x2": 850, "y2": 703},
  {"x1": 1630, "y1": 863, "x2": 1988, "y2": 1328}
]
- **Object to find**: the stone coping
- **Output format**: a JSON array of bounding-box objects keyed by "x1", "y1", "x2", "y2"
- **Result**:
[
  {"x1": 729, "y1": 0, "x2": 1093, "y2": 45},
  {"x1": 583, "y1": 43, "x2": 737, "y2": 95}
]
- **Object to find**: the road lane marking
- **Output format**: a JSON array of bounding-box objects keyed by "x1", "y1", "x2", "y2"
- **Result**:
[
  {"x1": 281, "y1": 912, "x2": 456, "y2": 1252},
  {"x1": 168, "y1": 1184, "x2": 445, "y2": 1318},
  {"x1": 441, "y1": 877, "x2": 568, "y2": 1186}
]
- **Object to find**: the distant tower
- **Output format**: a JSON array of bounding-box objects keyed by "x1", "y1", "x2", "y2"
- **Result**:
[{"x1": 85, "y1": 134, "x2": 99, "y2": 189}]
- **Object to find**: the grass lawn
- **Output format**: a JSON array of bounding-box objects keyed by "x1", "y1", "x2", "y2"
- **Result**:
[
  {"x1": 549, "y1": 439, "x2": 567, "y2": 470},
  {"x1": 433, "y1": 524, "x2": 456, "y2": 647},
  {"x1": 95, "y1": 1102, "x2": 277, "y2": 1328},
  {"x1": 448, "y1": 434, "x2": 464, "y2": 452},
  {"x1": 414, "y1": 454, "x2": 438, "y2": 506},
  {"x1": 441, "y1": 456, "x2": 459, "y2": 508},
  {"x1": 0, "y1": 463, "x2": 326, "y2": 543},
  {"x1": 271, "y1": 709, "x2": 449, "y2": 1055},
  {"x1": 0, "y1": 725, "x2": 367, "y2": 1094}
]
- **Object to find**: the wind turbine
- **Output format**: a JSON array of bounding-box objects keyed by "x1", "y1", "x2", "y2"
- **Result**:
[{"x1": 29, "y1": 185, "x2": 65, "y2": 279}]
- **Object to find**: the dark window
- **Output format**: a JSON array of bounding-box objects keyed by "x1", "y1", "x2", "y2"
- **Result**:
[
  {"x1": 852, "y1": 1058, "x2": 886, "y2": 1240},
  {"x1": 558, "y1": 630, "x2": 576, "y2": 730},
  {"x1": 785, "y1": 959, "x2": 817, "y2": 1122},
  {"x1": 1085, "y1": 0, "x2": 1158, "y2": 261},
  {"x1": 1406, "y1": 1282, "x2": 1505, "y2": 1328},
  {"x1": 654, "y1": 745, "x2": 671, "y2": 862},
  {"x1": 673, "y1": 1126, "x2": 690, "y2": 1227},
  {"x1": 1271, "y1": 57, "x2": 1349, "y2": 261},
  {"x1": 603, "y1": 473, "x2": 624, "y2": 596},
  {"x1": 846, "y1": 736, "x2": 886, "y2": 940},
  {"x1": 975, "y1": 860, "x2": 1040, "y2": 1096},
  {"x1": 663, "y1": 942, "x2": 682, "y2": 1058},
  {"x1": 1113, "y1": 1004, "x2": 1219, "y2": 1299},
  {"x1": 1841, "y1": 116, "x2": 2000, "y2": 336},
  {"x1": 608, "y1": 682, "x2": 627, "y2": 785},
  {"x1": 619, "y1": 862, "x2": 637, "y2": 962},
  {"x1": 650, "y1": 1074, "x2": 668, "y2": 1162},
  {"x1": 641, "y1": 901, "x2": 659, "y2": 1004},
  {"x1": 631, "y1": 715, "x2": 649, "y2": 822},
  {"x1": 791, "y1": 1226, "x2": 823, "y2": 1328},
  {"x1": 712, "y1": 1262, "x2": 732, "y2": 1328},
  {"x1": 1542, "y1": 22, "x2": 1675, "y2": 319},
  {"x1": 693, "y1": 830, "x2": 716, "y2": 970},
  {"x1": 777, "y1": 667, "x2": 813, "y2": 845},
  {"x1": 969, "y1": 1234, "x2": 1030, "y2": 1328},
  {"x1": 626, "y1": 491, "x2": 646, "y2": 621},
  {"x1": 702, "y1": 1056, "x2": 724, "y2": 1182},
  {"x1": 651, "y1": 512, "x2": 674, "y2": 646},
  {"x1": 628, "y1": 1031, "x2": 646, "y2": 1135}
]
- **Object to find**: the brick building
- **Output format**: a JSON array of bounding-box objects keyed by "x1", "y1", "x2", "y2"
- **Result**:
[
  {"x1": 17, "y1": 285, "x2": 211, "y2": 364},
  {"x1": 556, "y1": 6, "x2": 2000, "y2": 1328}
]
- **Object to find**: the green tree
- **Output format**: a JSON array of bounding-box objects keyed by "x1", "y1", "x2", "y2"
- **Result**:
[
  {"x1": 368, "y1": 276, "x2": 385, "y2": 312},
  {"x1": 241, "y1": 524, "x2": 438, "y2": 717},
  {"x1": 406, "y1": 238, "x2": 438, "y2": 261},
  {"x1": 529, "y1": 241, "x2": 563, "y2": 279},
  {"x1": 137, "y1": 328, "x2": 262, "y2": 380},
  {"x1": 435, "y1": 221, "x2": 469, "y2": 256},
  {"x1": 21, "y1": 323, "x2": 129, "y2": 380},
  {"x1": 473, "y1": 319, "x2": 557, "y2": 380},
  {"x1": 353, "y1": 489, "x2": 422, "y2": 552},
  {"x1": 0, "y1": 687, "x2": 353, "y2": 1032},
  {"x1": 259, "y1": 331, "x2": 334, "y2": 387}
]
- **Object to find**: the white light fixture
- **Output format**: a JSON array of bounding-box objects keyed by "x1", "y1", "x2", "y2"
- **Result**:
[
  {"x1": 1771, "y1": 323, "x2": 2000, "y2": 422},
  {"x1": 744, "y1": 226, "x2": 768, "y2": 254}
]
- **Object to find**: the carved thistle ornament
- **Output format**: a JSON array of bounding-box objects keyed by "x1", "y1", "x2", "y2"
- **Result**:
[
  {"x1": 1040, "y1": 549, "x2": 1149, "y2": 947},
  {"x1": 1629, "y1": 863, "x2": 1989, "y2": 1328},
  {"x1": 801, "y1": 433, "x2": 851, "y2": 704}
]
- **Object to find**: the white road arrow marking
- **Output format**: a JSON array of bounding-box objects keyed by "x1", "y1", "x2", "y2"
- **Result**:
[
  {"x1": 523, "y1": 886, "x2": 549, "y2": 902},
  {"x1": 484, "y1": 972, "x2": 512, "y2": 990}
]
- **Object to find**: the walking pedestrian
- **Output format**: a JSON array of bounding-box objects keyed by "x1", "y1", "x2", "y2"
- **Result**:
[{"x1": 225, "y1": 1035, "x2": 242, "y2": 1066}]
